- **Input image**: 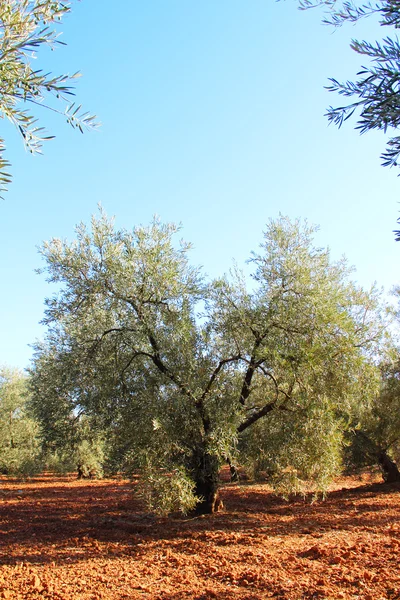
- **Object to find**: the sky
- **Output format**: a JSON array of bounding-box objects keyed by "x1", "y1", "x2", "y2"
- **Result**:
[{"x1": 1, "y1": 0, "x2": 400, "y2": 369}]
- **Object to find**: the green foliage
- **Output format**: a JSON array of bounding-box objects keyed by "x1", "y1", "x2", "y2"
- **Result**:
[
  {"x1": 28, "y1": 348, "x2": 106, "y2": 476},
  {"x1": 0, "y1": 366, "x2": 41, "y2": 476},
  {"x1": 345, "y1": 340, "x2": 400, "y2": 473},
  {"x1": 41, "y1": 419, "x2": 105, "y2": 477},
  {"x1": 30, "y1": 210, "x2": 385, "y2": 512},
  {"x1": 0, "y1": 0, "x2": 97, "y2": 198},
  {"x1": 299, "y1": 1, "x2": 400, "y2": 226},
  {"x1": 44, "y1": 436, "x2": 105, "y2": 477},
  {"x1": 240, "y1": 402, "x2": 345, "y2": 496},
  {"x1": 137, "y1": 465, "x2": 199, "y2": 516}
]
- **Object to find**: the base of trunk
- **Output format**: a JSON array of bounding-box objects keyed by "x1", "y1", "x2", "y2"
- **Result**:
[
  {"x1": 192, "y1": 452, "x2": 222, "y2": 514},
  {"x1": 226, "y1": 458, "x2": 239, "y2": 482},
  {"x1": 194, "y1": 485, "x2": 221, "y2": 515},
  {"x1": 378, "y1": 451, "x2": 400, "y2": 483}
]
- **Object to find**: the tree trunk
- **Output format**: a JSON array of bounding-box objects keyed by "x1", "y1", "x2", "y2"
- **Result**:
[
  {"x1": 378, "y1": 450, "x2": 400, "y2": 483},
  {"x1": 226, "y1": 457, "x2": 239, "y2": 482},
  {"x1": 229, "y1": 463, "x2": 239, "y2": 483},
  {"x1": 192, "y1": 451, "x2": 221, "y2": 514}
]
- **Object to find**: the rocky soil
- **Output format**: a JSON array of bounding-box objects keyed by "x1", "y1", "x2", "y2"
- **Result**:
[{"x1": 0, "y1": 471, "x2": 399, "y2": 599}]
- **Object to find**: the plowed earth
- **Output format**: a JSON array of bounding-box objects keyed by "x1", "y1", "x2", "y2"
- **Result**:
[{"x1": 0, "y1": 472, "x2": 399, "y2": 600}]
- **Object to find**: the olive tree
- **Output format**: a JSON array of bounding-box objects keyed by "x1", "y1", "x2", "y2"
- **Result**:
[
  {"x1": 0, "y1": 366, "x2": 41, "y2": 476},
  {"x1": 344, "y1": 340, "x2": 400, "y2": 482},
  {"x1": 29, "y1": 211, "x2": 383, "y2": 514},
  {"x1": 28, "y1": 344, "x2": 105, "y2": 477}
]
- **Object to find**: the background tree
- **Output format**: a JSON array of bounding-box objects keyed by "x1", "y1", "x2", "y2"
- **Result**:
[
  {"x1": 28, "y1": 343, "x2": 105, "y2": 477},
  {"x1": 344, "y1": 341, "x2": 400, "y2": 482},
  {"x1": 0, "y1": 0, "x2": 97, "y2": 198},
  {"x1": 30, "y1": 211, "x2": 384, "y2": 514},
  {"x1": 0, "y1": 366, "x2": 41, "y2": 476}
]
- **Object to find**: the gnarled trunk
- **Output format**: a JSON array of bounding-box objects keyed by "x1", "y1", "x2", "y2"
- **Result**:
[
  {"x1": 192, "y1": 451, "x2": 221, "y2": 514},
  {"x1": 378, "y1": 450, "x2": 400, "y2": 483}
]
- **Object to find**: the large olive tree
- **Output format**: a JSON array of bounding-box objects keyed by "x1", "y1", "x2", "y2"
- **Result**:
[{"x1": 30, "y1": 211, "x2": 383, "y2": 513}]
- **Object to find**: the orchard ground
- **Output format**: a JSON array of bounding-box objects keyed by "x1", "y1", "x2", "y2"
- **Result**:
[{"x1": 0, "y1": 470, "x2": 399, "y2": 599}]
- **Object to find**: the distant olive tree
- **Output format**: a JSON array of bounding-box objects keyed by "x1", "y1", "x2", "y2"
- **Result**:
[
  {"x1": 345, "y1": 344, "x2": 400, "y2": 482},
  {"x1": 0, "y1": 366, "x2": 41, "y2": 476},
  {"x1": 28, "y1": 351, "x2": 105, "y2": 478}
]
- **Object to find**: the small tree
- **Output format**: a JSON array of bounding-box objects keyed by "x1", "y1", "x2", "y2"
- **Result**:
[
  {"x1": 0, "y1": 0, "x2": 97, "y2": 198},
  {"x1": 30, "y1": 211, "x2": 384, "y2": 513},
  {"x1": 0, "y1": 366, "x2": 41, "y2": 476}
]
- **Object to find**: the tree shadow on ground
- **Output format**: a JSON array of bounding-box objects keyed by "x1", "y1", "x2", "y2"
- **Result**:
[{"x1": 0, "y1": 475, "x2": 399, "y2": 566}]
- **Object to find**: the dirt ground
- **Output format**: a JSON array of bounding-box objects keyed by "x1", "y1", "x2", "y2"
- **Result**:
[{"x1": 0, "y1": 471, "x2": 399, "y2": 600}]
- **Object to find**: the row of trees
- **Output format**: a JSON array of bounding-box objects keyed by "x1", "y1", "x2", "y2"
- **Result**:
[{"x1": 2, "y1": 213, "x2": 400, "y2": 514}]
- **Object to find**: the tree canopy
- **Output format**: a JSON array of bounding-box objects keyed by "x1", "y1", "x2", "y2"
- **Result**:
[
  {"x1": 28, "y1": 211, "x2": 385, "y2": 514},
  {"x1": 0, "y1": 0, "x2": 97, "y2": 198}
]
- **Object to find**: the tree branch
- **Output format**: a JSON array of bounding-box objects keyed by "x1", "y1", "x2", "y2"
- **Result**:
[
  {"x1": 237, "y1": 401, "x2": 276, "y2": 433},
  {"x1": 200, "y1": 354, "x2": 241, "y2": 402}
]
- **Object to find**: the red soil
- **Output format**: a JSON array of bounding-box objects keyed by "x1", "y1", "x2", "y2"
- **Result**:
[{"x1": 0, "y1": 471, "x2": 399, "y2": 599}]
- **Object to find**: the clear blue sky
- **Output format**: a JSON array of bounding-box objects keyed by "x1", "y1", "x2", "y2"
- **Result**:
[{"x1": 1, "y1": 0, "x2": 399, "y2": 369}]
